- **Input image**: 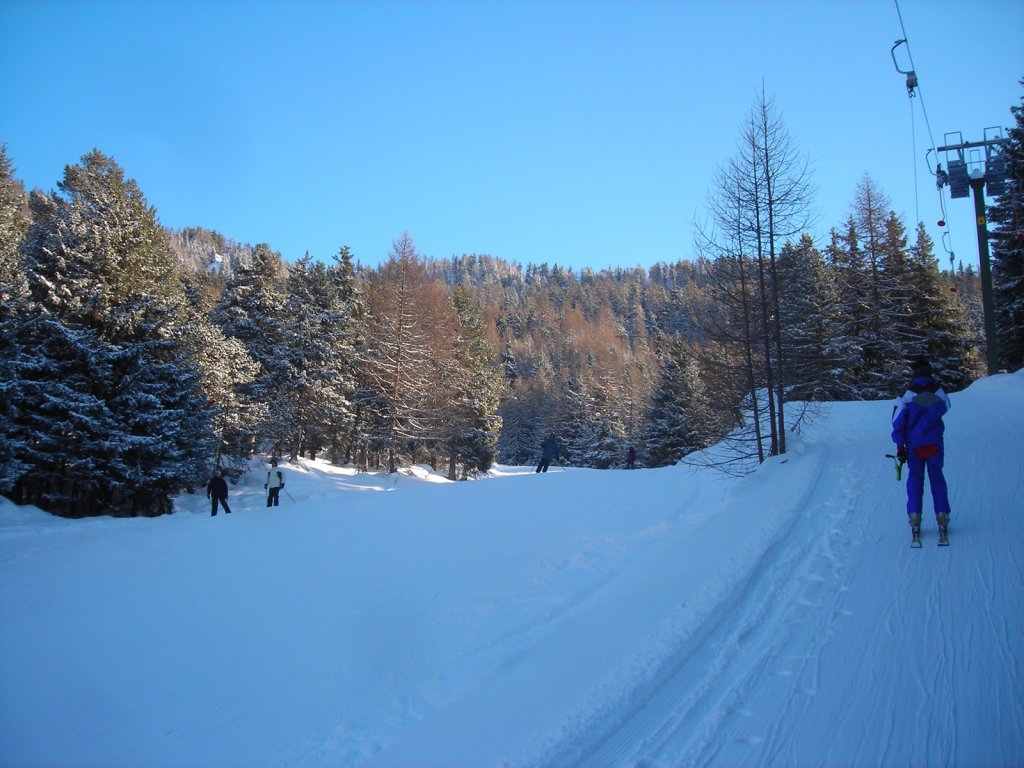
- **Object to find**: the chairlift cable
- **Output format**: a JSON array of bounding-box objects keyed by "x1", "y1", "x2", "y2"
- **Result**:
[
  {"x1": 893, "y1": 0, "x2": 938, "y2": 159},
  {"x1": 910, "y1": 95, "x2": 919, "y2": 225},
  {"x1": 893, "y1": 0, "x2": 954, "y2": 260}
]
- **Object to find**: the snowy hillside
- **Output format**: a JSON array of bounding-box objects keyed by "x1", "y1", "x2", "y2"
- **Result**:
[{"x1": 1, "y1": 372, "x2": 1022, "y2": 768}]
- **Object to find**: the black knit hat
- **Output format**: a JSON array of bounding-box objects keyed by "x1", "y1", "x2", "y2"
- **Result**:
[{"x1": 911, "y1": 358, "x2": 932, "y2": 376}]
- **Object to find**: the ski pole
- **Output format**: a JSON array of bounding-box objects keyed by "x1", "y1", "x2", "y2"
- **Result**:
[{"x1": 885, "y1": 454, "x2": 905, "y2": 481}]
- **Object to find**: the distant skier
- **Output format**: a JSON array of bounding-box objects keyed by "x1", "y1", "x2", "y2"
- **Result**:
[
  {"x1": 536, "y1": 433, "x2": 560, "y2": 473},
  {"x1": 206, "y1": 470, "x2": 232, "y2": 517},
  {"x1": 265, "y1": 459, "x2": 285, "y2": 507},
  {"x1": 891, "y1": 358, "x2": 952, "y2": 546},
  {"x1": 626, "y1": 446, "x2": 637, "y2": 470}
]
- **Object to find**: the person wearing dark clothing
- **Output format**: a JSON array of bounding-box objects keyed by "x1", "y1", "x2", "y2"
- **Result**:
[
  {"x1": 536, "y1": 433, "x2": 560, "y2": 473},
  {"x1": 891, "y1": 358, "x2": 952, "y2": 544},
  {"x1": 265, "y1": 460, "x2": 285, "y2": 507},
  {"x1": 207, "y1": 471, "x2": 231, "y2": 516},
  {"x1": 626, "y1": 446, "x2": 637, "y2": 470}
]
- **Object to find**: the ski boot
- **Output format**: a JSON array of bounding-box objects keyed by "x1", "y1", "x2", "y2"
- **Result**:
[
  {"x1": 937, "y1": 513, "x2": 949, "y2": 547},
  {"x1": 910, "y1": 513, "x2": 922, "y2": 548}
]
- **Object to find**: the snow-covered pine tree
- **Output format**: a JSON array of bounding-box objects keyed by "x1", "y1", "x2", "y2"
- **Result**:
[
  {"x1": 279, "y1": 250, "x2": 360, "y2": 461},
  {"x1": 642, "y1": 334, "x2": 713, "y2": 467},
  {"x1": 989, "y1": 80, "x2": 1024, "y2": 372},
  {"x1": 825, "y1": 218, "x2": 870, "y2": 396},
  {"x1": 902, "y1": 223, "x2": 980, "y2": 389},
  {"x1": 586, "y1": 409, "x2": 623, "y2": 469},
  {"x1": 0, "y1": 144, "x2": 29, "y2": 314},
  {"x1": 871, "y1": 208, "x2": 923, "y2": 394},
  {"x1": 445, "y1": 285, "x2": 505, "y2": 476},
  {"x1": 177, "y1": 304, "x2": 265, "y2": 480},
  {"x1": 325, "y1": 246, "x2": 366, "y2": 463},
  {"x1": 549, "y1": 374, "x2": 595, "y2": 467},
  {"x1": 847, "y1": 177, "x2": 907, "y2": 398},
  {"x1": 15, "y1": 150, "x2": 214, "y2": 515},
  {"x1": 212, "y1": 242, "x2": 291, "y2": 456},
  {"x1": 0, "y1": 316, "x2": 120, "y2": 514},
  {"x1": 950, "y1": 263, "x2": 986, "y2": 358},
  {"x1": 776, "y1": 234, "x2": 860, "y2": 401},
  {"x1": 0, "y1": 144, "x2": 33, "y2": 495},
  {"x1": 587, "y1": 371, "x2": 631, "y2": 469},
  {"x1": 496, "y1": 379, "x2": 548, "y2": 466}
]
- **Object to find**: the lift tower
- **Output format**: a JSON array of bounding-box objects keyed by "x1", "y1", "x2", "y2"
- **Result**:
[{"x1": 936, "y1": 128, "x2": 1010, "y2": 375}]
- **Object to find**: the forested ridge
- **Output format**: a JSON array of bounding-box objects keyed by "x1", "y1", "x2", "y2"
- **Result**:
[{"x1": 2, "y1": 88, "x2": 1021, "y2": 518}]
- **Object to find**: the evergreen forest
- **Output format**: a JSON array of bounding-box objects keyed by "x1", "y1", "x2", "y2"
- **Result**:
[{"x1": 2, "y1": 87, "x2": 1022, "y2": 518}]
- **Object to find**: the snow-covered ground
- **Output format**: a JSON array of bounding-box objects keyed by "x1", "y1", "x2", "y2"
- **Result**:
[{"x1": 2, "y1": 372, "x2": 1022, "y2": 768}]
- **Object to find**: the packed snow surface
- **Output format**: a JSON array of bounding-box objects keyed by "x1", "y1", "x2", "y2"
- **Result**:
[{"x1": 2, "y1": 372, "x2": 1022, "y2": 767}]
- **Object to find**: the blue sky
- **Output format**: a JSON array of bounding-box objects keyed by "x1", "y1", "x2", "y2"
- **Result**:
[{"x1": 2, "y1": 0, "x2": 1021, "y2": 272}]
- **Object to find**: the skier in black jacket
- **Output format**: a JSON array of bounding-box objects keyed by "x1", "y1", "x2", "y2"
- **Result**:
[{"x1": 206, "y1": 470, "x2": 232, "y2": 516}]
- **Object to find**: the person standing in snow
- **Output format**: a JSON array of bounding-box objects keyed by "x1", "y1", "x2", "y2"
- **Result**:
[
  {"x1": 891, "y1": 358, "x2": 952, "y2": 545},
  {"x1": 265, "y1": 459, "x2": 285, "y2": 507},
  {"x1": 626, "y1": 446, "x2": 637, "y2": 470},
  {"x1": 536, "y1": 433, "x2": 560, "y2": 473},
  {"x1": 206, "y1": 470, "x2": 232, "y2": 516}
]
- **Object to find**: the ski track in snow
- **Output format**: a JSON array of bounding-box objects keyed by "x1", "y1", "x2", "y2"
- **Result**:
[
  {"x1": 538, "y1": 377, "x2": 1024, "y2": 768},
  {"x1": 541, "y1": 439, "x2": 839, "y2": 768}
]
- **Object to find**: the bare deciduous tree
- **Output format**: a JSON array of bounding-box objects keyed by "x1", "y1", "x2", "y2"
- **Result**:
[{"x1": 696, "y1": 88, "x2": 814, "y2": 466}]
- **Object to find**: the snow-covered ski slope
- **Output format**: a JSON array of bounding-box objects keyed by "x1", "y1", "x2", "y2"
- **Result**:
[{"x1": 1, "y1": 372, "x2": 1021, "y2": 767}]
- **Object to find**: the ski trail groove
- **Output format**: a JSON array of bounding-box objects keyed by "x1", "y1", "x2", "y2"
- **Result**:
[{"x1": 546, "y1": 446, "x2": 836, "y2": 768}]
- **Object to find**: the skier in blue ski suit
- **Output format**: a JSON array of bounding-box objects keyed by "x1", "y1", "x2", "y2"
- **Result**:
[
  {"x1": 891, "y1": 359, "x2": 951, "y2": 536},
  {"x1": 536, "y1": 434, "x2": 560, "y2": 473}
]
